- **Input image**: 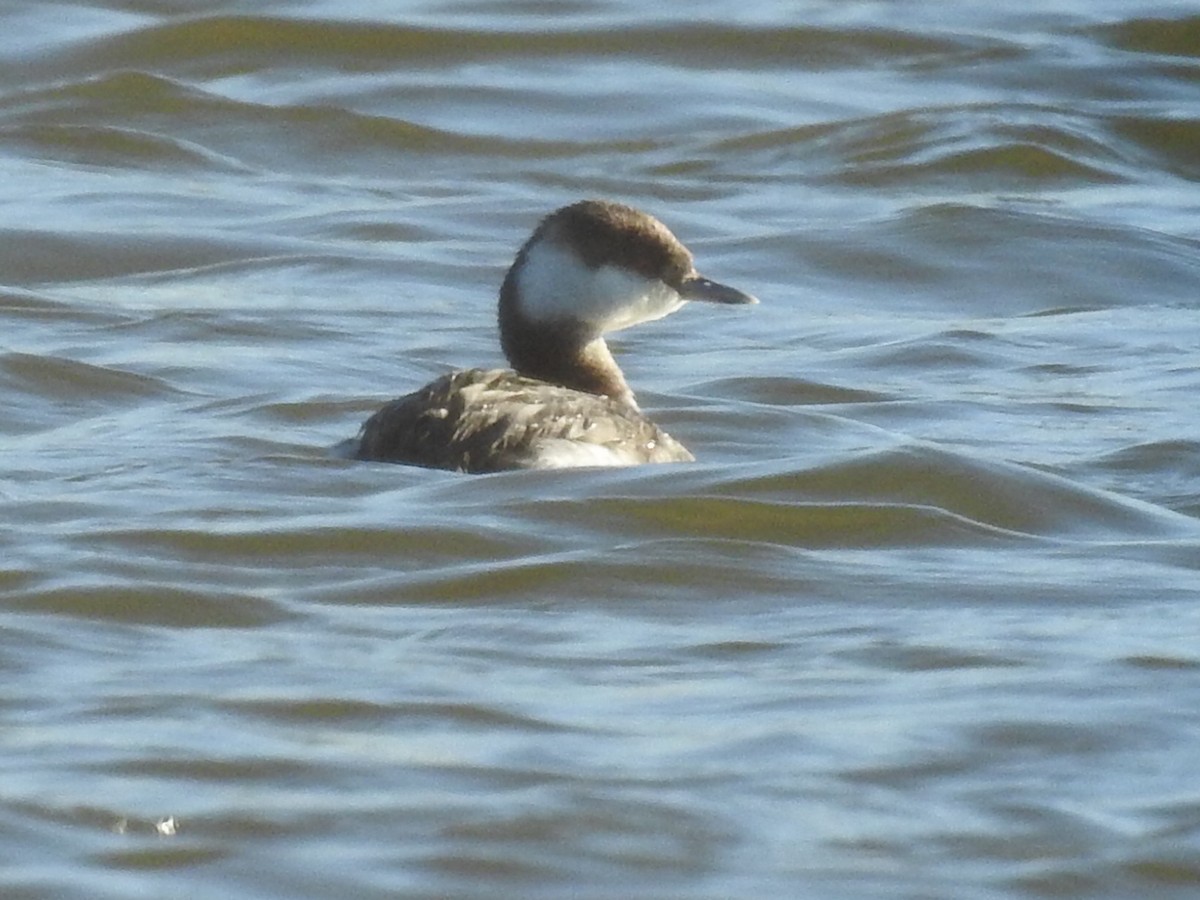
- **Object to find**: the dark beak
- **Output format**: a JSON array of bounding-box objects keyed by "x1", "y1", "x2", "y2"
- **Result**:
[{"x1": 680, "y1": 275, "x2": 758, "y2": 305}]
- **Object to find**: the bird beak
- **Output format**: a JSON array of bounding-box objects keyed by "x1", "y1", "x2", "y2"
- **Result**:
[{"x1": 680, "y1": 275, "x2": 758, "y2": 305}]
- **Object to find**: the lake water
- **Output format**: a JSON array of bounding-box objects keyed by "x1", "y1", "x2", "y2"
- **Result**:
[{"x1": 3, "y1": 1, "x2": 1200, "y2": 897}]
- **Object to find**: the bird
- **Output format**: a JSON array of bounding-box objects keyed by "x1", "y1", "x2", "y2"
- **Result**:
[{"x1": 352, "y1": 199, "x2": 756, "y2": 473}]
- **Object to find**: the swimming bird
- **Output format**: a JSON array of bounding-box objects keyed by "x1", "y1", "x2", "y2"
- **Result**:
[{"x1": 352, "y1": 199, "x2": 756, "y2": 473}]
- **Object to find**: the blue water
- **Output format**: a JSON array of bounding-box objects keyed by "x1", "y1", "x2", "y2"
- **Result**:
[{"x1": 2, "y1": 2, "x2": 1200, "y2": 897}]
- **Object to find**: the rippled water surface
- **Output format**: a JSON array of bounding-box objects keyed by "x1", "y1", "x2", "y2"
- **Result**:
[{"x1": 4, "y1": 1, "x2": 1200, "y2": 897}]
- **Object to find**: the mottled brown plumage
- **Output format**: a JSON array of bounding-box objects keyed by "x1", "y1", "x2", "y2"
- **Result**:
[{"x1": 356, "y1": 368, "x2": 690, "y2": 473}]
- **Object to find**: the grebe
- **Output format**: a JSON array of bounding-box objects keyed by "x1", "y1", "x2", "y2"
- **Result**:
[{"x1": 353, "y1": 199, "x2": 756, "y2": 473}]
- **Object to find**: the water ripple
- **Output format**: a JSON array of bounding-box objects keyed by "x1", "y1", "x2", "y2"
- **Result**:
[{"x1": 4, "y1": 3, "x2": 1200, "y2": 898}]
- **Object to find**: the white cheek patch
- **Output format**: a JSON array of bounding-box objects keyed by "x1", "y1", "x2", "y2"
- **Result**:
[
  {"x1": 590, "y1": 266, "x2": 684, "y2": 332},
  {"x1": 517, "y1": 240, "x2": 684, "y2": 334}
]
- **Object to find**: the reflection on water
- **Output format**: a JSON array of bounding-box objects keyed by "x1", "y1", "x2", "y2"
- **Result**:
[{"x1": 2, "y1": 2, "x2": 1200, "y2": 898}]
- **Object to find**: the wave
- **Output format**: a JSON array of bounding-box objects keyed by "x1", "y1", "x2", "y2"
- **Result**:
[{"x1": 25, "y1": 15, "x2": 1007, "y2": 77}]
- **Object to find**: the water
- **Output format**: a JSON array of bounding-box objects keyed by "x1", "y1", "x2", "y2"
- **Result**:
[{"x1": 3, "y1": 1, "x2": 1200, "y2": 897}]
